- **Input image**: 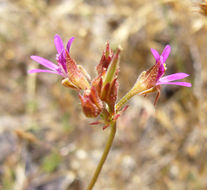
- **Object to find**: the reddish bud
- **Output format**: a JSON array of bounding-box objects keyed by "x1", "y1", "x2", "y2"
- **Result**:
[
  {"x1": 106, "y1": 78, "x2": 119, "y2": 112},
  {"x1": 96, "y1": 42, "x2": 113, "y2": 75},
  {"x1": 100, "y1": 83, "x2": 110, "y2": 101},
  {"x1": 89, "y1": 86, "x2": 103, "y2": 110},
  {"x1": 91, "y1": 75, "x2": 103, "y2": 97},
  {"x1": 103, "y1": 47, "x2": 121, "y2": 86},
  {"x1": 91, "y1": 46, "x2": 121, "y2": 113},
  {"x1": 79, "y1": 86, "x2": 103, "y2": 118},
  {"x1": 101, "y1": 78, "x2": 119, "y2": 112}
]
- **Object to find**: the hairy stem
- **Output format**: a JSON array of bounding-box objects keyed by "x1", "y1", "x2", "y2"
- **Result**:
[
  {"x1": 86, "y1": 122, "x2": 117, "y2": 190},
  {"x1": 115, "y1": 91, "x2": 134, "y2": 112},
  {"x1": 116, "y1": 83, "x2": 146, "y2": 112}
]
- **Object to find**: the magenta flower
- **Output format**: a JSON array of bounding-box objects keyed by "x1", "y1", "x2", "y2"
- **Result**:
[
  {"x1": 29, "y1": 34, "x2": 74, "y2": 78},
  {"x1": 150, "y1": 45, "x2": 191, "y2": 88},
  {"x1": 130, "y1": 44, "x2": 192, "y2": 105}
]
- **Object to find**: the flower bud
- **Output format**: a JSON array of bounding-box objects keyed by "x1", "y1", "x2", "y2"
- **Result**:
[
  {"x1": 101, "y1": 78, "x2": 119, "y2": 112},
  {"x1": 79, "y1": 86, "x2": 103, "y2": 118},
  {"x1": 91, "y1": 46, "x2": 121, "y2": 113},
  {"x1": 103, "y1": 47, "x2": 121, "y2": 86},
  {"x1": 96, "y1": 42, "x2": 113, "y2": 75}
]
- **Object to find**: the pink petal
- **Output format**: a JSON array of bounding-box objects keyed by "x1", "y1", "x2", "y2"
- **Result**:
[
  {"x1": 66, "y1": 37, "x2": 75, "y2": 52},
  {"x1": 156, "y1": 81, "x2": 192, "y2": 87},
  {"x1": 150, "y1": 48, "x2": 160, "y2": 61},
  {"x1": 159, "y1": 73, "x2": 189, "y2": 82},
  {"x1": 28, "y1": 69, "x2": 63, "y2": 76},
  {"x1": 30, "y1": 56, "x2": 58, "y2": 70},
  {"x1": 161, "y1": 45, "x2": 171, "y2": 63},
  {"x1": 54, "y1": 34, "x2": 64, "y2": 54}
]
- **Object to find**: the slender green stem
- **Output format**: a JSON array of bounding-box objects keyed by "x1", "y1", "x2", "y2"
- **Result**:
[
  {"x1": 86, "y1": 122, "x2": 117, "y2": 190},
  {"x1": 115, "y1": 91, "x2": 134, "y2": 112},
  {"x1": 116, "y1": 84, "x2": 146, "y2": 112}
]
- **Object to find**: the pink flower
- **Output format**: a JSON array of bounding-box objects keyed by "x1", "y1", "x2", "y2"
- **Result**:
[
  {"x1": 131, "y1": 45, "x2": 192, "y2": 105},
  {"x1": 150, "y1": 45, "x2": 191, "y2": 87},
  {"x1": 29, "y1": 34, "x2": 74, "y2": 78}
]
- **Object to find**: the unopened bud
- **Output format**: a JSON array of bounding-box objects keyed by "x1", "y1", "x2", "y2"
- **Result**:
[
  {"x1": 79, "y1": 86, "x2": 103, "y2": 118},
  {"x1": 103, "y1": 47, "x2": 121, "y2": 86},
  {"x1": 104, "y1": 78, "x2": 119, "y2": 112},
  {"x1": 96, "y1": 42, "x2": 113, "y2": 75},
  {"x1": 105, "y1": 42, "x2": 110, "y2": 58}
]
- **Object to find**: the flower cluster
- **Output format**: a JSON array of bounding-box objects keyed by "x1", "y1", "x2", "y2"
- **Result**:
[
  {"x1": 29, "y1": 34, "x2": 122, "y2": 129},
  {"x1": 29, "y1": 34, "x2": 191, "y2": 128}
]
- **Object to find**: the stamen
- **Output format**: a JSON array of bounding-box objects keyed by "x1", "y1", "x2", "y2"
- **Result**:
[{"x1": 163, "y1": 63, "x2": 167, "y2": 71}]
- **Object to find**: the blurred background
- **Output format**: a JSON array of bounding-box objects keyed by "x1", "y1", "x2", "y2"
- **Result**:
[{"x1": 0, "y1": 0, "x2": 207, "y2": 189}]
